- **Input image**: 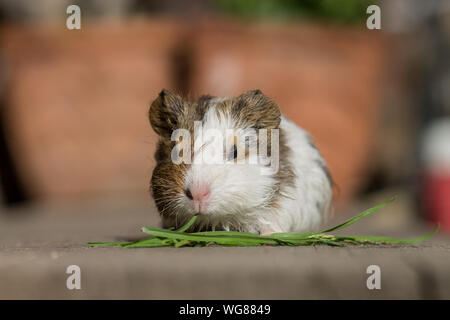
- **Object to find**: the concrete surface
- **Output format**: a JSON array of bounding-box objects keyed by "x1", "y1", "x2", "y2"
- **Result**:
[{"x1": 0, "y1": 198, "x2": 449, "y2": 299}]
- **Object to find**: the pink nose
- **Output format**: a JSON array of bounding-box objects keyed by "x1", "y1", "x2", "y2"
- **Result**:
[{"x1": 186, "y1": 184, "x2": 210, "y2": 213}]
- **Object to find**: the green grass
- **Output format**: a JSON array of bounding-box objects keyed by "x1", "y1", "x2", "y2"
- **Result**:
[{"x1": 87, "y1": 197, "x2": 438, "y2": 248}]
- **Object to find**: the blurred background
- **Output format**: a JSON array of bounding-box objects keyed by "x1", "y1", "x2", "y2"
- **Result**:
[{"x1": 0, "y1": 0, "x2": 450, "y2": 233}]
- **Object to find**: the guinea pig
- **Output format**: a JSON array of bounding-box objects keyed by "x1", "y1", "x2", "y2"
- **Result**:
[{"x1": 149, "y1": 89, "x2": 333, "y2": 235}]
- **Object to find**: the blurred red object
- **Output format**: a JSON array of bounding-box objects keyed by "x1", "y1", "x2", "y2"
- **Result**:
[
  {"x1": 423, "y1": 173, "x2": 450, "y2": 232},
  {"x1": 421, "y1": 118, "x2": 450, "y2": 232}
]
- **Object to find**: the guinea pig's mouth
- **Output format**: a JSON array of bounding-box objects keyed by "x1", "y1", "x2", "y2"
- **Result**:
[{"x1": 192, "y1": 199, "x2": 209, "y2": 214}]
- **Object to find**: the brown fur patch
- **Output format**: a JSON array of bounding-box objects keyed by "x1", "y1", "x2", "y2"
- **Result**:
[
  {"x1": 213, "y1": 89, "x2": 281, "y2": 130},
  {"x1": 149, "y1": 89, "x2": 210, "y2": 137}
]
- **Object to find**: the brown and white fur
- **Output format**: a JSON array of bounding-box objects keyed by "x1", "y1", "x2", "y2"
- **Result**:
[{"x1": 149, "y1": 89, "x2": 332, "y2": 235}]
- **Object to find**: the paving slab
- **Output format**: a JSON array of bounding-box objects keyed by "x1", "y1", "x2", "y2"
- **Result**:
[{"x1": 0, "y1": 200, "x2": 449, "y2": 299}]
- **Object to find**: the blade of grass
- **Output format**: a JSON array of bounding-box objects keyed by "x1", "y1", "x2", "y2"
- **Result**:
[
  {"x1": 121, "y1": 237, "x2": 172, "y2": 248},
  {"x1": 269, "y1": 197, "x2": 397, "y2": 239},
  {"x1": 174, "y1": 240, "x2": 193, "y2": 248},
  {"x1": 191, "y1": 230, "x2": 295, "y2": 244},
  {"x1": 334, "y1": 224, "x2": 439, "y2": 245},
  {"x1": 268, "y1": 197, "x2": 397, "y2": 240},
  {"x1": 175, "y1": 215, "x2": 199, "y2": 232},
  {"x1": 318, "y1": 196, "x2": 397, "y2": 234},
  {"x1": 122, "y1": 241, "x2": 173, "y2": 248},
  {"x1": 87, "y1": 241, "x2": 131, "y2": 247},
  {"x1": 161, "y1": 227, "x2": 302, "y2": 245},
  {"x1": 142, "y1": 226, "x2": 280, "y2": 245}
]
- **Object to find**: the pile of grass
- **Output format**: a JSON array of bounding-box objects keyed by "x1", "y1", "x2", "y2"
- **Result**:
[{"x1": 87, "y1": 197, "x2": 438, "y2": 248}]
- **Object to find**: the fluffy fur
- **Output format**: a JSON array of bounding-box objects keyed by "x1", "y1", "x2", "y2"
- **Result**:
[{"x1": 149, "y1": 89, "x2": 332, "y2": 234}]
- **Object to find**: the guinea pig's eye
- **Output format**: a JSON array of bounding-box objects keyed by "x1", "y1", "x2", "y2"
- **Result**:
[{"x1": 228, "y1": 144, "x2": 238, "y2": 160}]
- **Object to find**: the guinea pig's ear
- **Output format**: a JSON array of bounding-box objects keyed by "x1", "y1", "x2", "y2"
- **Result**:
[
  {"x1": 149, "y1": 89, "x2": 185, "y2": 137},
  {"x1": 233, "y1": 89, "x2": 281, "y2": 129}
]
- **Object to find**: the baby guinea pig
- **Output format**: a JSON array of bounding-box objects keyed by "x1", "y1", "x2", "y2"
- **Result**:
[{"x1": 149, "y1": 89, "x2": 333, "y2": 235}]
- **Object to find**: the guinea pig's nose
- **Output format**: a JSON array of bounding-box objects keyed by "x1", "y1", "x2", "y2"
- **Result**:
[{"x1": 186, "y1": 185, "x2": 211, "y2": 202}]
